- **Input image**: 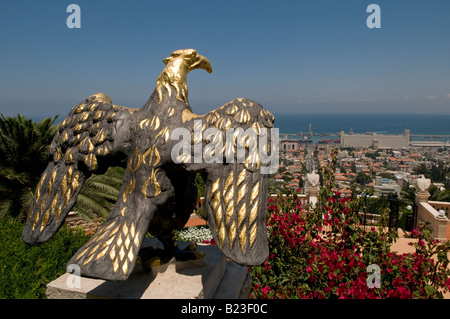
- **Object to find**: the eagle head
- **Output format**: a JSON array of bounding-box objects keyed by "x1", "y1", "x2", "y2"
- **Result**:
[{"x1": 156, "y1": 49, "x2": 212, "y2": 103}]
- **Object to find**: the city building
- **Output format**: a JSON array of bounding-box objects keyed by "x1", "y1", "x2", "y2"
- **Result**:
[
  {"x1": 373, "y1": 176, "x2": 401, "y2": 197},
  {"x1": 280, "y1": 139, "x2": 303, "y2": 151},
  {"x1": 340, "y1": 129, "x2": 410, "y2": 149}
]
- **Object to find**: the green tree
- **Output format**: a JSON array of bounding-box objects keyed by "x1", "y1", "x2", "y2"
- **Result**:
[
  {"x1": 402, "y1": 185, "x2": 450, "y2": 206},
  {"x1": 0, "y1": 114, "x2": 58, "y2": 220},
  {"x1": 413, "y1": 163, "x2": 430, "y2": 178},
  {"x1": 73, "y1": 166, "x2": 125, "y2": 221},
  {"x1": 355, "y1": 172, "x2": 371, "y2": 186}
]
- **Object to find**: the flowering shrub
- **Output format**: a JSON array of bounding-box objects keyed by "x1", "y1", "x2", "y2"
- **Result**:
[
  {"x1": 175, "y1": 226, "x2": 213, "y2": 243},
  {"x1": 251, "y1": 148, "x2": 450, "y2": 299}
]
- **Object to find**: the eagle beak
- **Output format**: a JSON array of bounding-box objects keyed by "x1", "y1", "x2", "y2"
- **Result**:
[{"x1": 189, "y1": 54, "x2": 213, "y2": 73}]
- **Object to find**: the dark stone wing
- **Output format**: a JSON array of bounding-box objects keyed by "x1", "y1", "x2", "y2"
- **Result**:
[
  {"x1": 185, "y1": 98, "x2": 277, "y2": 266},
  {"x1": 23, "y1": 93, "x2": 134, "y2": 245}
]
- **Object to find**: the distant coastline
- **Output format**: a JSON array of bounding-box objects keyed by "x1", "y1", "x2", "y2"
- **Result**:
[
  {"x1": 27, "y1": 112, "x2": 450, "y2": 141},
  {"x1": 273, "y1": 113, "x2": 450, "y2": 137}
]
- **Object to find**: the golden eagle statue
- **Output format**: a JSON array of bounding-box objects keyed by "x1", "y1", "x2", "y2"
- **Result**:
[{"x1": 22, "y1": 49, "x2": 277, "y2": 281}]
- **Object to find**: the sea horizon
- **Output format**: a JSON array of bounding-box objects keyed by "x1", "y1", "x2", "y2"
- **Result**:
[
  {"x1": 272, "y1": 112, "x2": 450, "y2": 137},
  {"x1": 21, "y1": 111, "x2": 450, "y2": 140}
]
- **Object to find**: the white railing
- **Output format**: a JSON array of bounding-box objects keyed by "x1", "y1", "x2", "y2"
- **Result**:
[
  {"x1": 416, "y1": 201, "x2": 449, "y2": 241},
  {"x1": 429, "y1": 201, "x2": 450, "y2": 218}
]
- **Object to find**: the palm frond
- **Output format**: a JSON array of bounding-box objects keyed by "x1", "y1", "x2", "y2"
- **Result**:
[{"x1": 73, "y1": 193, "x2": 110, "y2": 221}]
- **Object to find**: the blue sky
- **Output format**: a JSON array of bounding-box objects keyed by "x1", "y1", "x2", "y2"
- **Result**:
[{"x1": 0, "y1": 0, "x2": 449, "y2": 119}]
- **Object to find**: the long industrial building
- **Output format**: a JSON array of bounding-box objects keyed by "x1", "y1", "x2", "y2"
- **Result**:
[{"x1": 340, "y1": 129, "x2": 410, "y2": 148}]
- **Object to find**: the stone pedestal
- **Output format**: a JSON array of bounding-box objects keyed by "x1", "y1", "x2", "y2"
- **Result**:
[
  {"x1": 415, "y1": 191, "x2": 430, "y2": 204},
  {"x1": 307, "y1": 186, "x2": 319, "y2": 208},
  {"x1": 46, "y1": 239, "x2": 251, "y2": 299}
]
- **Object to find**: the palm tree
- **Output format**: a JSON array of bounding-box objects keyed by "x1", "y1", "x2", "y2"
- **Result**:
[
  {"x1": 402, "y1": 185, "x2": 450, "y2": 206},
  {"x1": 73, "y1": 166, "x2": 125, "y2": 221},
  {"x1": 0, "y1": 114, "x2": 127, "y2": 223},
  {"x1": 0, "y1": 114, "x2": 58, "y2": 220}
]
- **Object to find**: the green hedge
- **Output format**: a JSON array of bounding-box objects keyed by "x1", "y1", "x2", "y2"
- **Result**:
[{"x1": 0, "y1": 220, "x2": 90, "y2": 299}]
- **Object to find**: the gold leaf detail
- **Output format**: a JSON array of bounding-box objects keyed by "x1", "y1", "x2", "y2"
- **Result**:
[
  {"x1": 55, "y1": 205, "x2": 62, "y2": 221},
  {"x1": 245, "y1": 152, "x2": 260, "y2": 171},
  {"x1": 64, "y1": 188, "x2": 72, "y2": 206},
  {"x1": 216, "y1": 117, "x2": 231, "y2": 130},
  {"x1": 61, "y1": 131, "x2": 69, "y2": 143},
  {"x1": 53, "y1": 147, "x2": 62, "y2": 162},
  {"x1": 74, "y1": 104, "x2": 86, "y2": 114},
  {"x1": 73, "y1": 123, "x2": 84, "y2": 134},
  {"x1": 215, "y1": 203, "x2": 223, "y2": 231},
  {"x1": 123, "y1": 179, "x2": 135, "y2": 203},
  {"x1": 113, "y1": 258, "x2": 119, "y2": 272},
  {"x1": 250, "y1": 223, "x2": 257, "y2": 247},
  {"x1": 134, "y1": 231, "x2": 140, "y2": 247},
  {"x1": 93, "y1": 130, "x2": 106, "y2": 145},
  {"x1": 142, "y1": 168, "x2": 161, "y2": 198},
  {"x1": 139, "y1": 119, "x2": 150, "y2": 129},
  {"x1": 235, "y1": 109, "x2": 251, "y2": 124},
  {"x1": 260, "y1": 109, "x2": 274, "y2": 127},
  {"x1": 226, "y1": 200, "x2": 234, "y2": 227},
  {"x1": 237, "y1": 184, "x2": 246, "y2": 205},
  {"x1": 143, "y1": 146, "x2": 161, "y2": 166},
  {"x1": 237, "y1": 169, "x2": 247, "y2": 187},
  {"x1": 250, "y1": 199, "x2": 259, "y2": 225},
  {"x1": 51, "y1": 193, "x2": 59, "y2": 214},
  {"x1": 40, "y1": 210, "x2": 50, "y2": 232},
  {"x1": 155, "y1": 127, "x2": 170, "y2": 144},
  {"x1": 228, "y1": 221, "x2": 236, "y2": 250},
  {"x1": 239, "y1": 224, "x2": 247, "y2": 252},
  {"x1": 127, "y1": 249, "x2": 134, "y2": 262},
  {"x1": 206, "y1": 113, "x2": 218, "y2": 125},
  {"x1": 64, "y1": 148, "x2": 74, "y2": 164},
  {"x1": 251, "y1": 182, "x2": 259, "y2": 202},
  {"x1": 84, "y1": 153, "x2": 98, "y2": 170},
  {"x1": 210, "y1": 178, "x2": 220, "y2": 201},
  {"x1": 95, "y1": 145, "x2": 107, "y2": 156},
  {"x1": 32, "y1": 210, "x2": 40, "y2": 231},
  {"x1": 238, "y1": 203, "x2": 246, "y2": 226},
  {"x1": 93, "y1": 110, "x2": 104, "y2": 120},
  {"x1": 49, "y1": 168, "x2": 58, "y2": 193},
  {"x1": 218, "y1": 223, "x2": 226, "y2": 249},
  {"x1": 225, "y1": 104, "x2": 239, "y2": 115},
  {"x1": 88, "y1": 102, "x2": 98, "y2": 111},
  {"x1": 127, "y1": 147, "x2": 142, "y2": 173},
  {"x1": 110, "y1": 247, "x2": 116, "y2": 261},
  {"x1": 119, "y1": 246, "x2": 125, "y2": 261},
  {"x1": 122, "y1": 222, "x2": 128, "y2": 236},
  {"x1": 252, "y1": 122, "x2": 261, "y2": 135},
  {"x1": 130, "y1": 223, "x2": 136, "y2": 238},
  {"x1": 224, "y1": 171, "x2": 234, "y2": 192},
  {"x1": 78, "y1": 111, "x2": 90, "y2": 122},
  {"x1": 122, "y1": 260, "x2": 128, "y2": 274},
  {"x1": 149, "y1": 116, "x2": 160, "y2": 130},
  {"x1": 96, "y1": 247, "x2": 109, "y2": 260},
  {"x1": 61, "y1": 172, "x2": 68, "y2": 195}
]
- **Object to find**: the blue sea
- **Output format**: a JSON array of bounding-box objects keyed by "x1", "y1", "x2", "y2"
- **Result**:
[
  {"x1": 32, "y1": 112, "x2": 450, "y2": 141},
  {"x1": 273, "y1": 113, "x2": 450, "y2": 142}
]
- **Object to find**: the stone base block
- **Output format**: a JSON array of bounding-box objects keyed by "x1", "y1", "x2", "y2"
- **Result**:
[{"x1": 46, "y1": 239, "x2": 251, "y2": 299}]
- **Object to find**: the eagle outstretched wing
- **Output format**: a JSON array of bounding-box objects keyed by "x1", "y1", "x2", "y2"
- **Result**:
[
  {"x1": 182, "y1": 98, "x2": 277, "y2": 266},
  {"x1": 23, "y1": 93, "x2": 135, "y2": 245}
]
